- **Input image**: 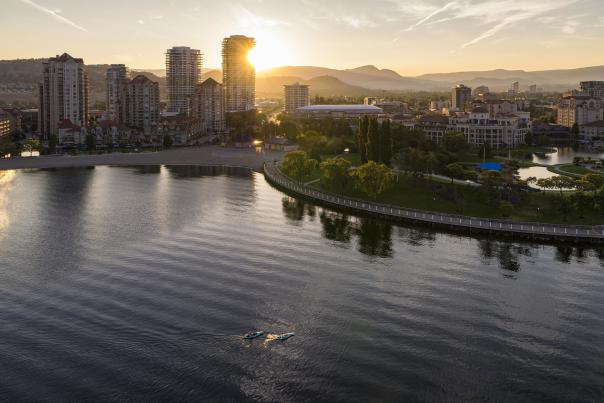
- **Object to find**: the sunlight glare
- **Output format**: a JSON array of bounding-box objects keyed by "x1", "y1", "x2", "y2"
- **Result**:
[{"x1": 247, "y1": 34, "x2": 292, "y2": 72}]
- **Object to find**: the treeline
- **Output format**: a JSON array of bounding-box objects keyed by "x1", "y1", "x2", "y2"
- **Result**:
[{"x1": 357, "y1": 116, "x2": 392, "y2": 165}]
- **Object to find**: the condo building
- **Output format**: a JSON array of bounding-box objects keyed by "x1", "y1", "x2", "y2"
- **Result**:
[
  {"x1": 557, "y1": 95, "x2": 604, "y2": 127},
  {"x1": 165, "y1": 47, "x2": 203, "y2": 114},
  {"x1": 403, "y1": 107, "x2": 528, "y2": 149},
  {"x1": 0, "y1": 111, "x2": 11, "y2": 138},
  {"x1": 222, "y1": 35, "x2": 256, "y2": 112},
  {"x1": 106, "y1": 64, "x2": 129, "y2": 122},
  {"x1": 38, "y1": 53, "x2": 89, "y2": 139},
  {"x1": 121, "y1": 75, "x2": 160, "y2": 131},
  {"x1": 452, "y1": 84, "x2": 472, "y2": 112},
  {"x1": 190, "y1": 78, "x2": 226, "y2": 135},
  {"x1": 284, "y1": 83, "x2": 310, "y2": 113},
  {"x1": 580, "y1": 81, "x2": 604, "y2": 99}
]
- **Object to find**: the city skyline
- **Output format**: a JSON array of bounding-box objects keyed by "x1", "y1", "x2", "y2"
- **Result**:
[{"x1": 3, "y1": 0, "x2": 604, "y2": 75}]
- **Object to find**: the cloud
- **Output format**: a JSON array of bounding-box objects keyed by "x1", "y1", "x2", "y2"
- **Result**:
[
  {"x1": 232, "y1": 4, "x2": 289, "y2": 28},
  {"x1": 401, "y1": 0, "x2": 577, "y2": 47},
  {"x1": 19, "y1": 0, "x2": 87, "y2": 32},
  {"x1": 405, "y1": 1, "x2": 457, "y2": 32},
  {"x1": 338, "y1": 16, "x2": 376, "y2": 29}
]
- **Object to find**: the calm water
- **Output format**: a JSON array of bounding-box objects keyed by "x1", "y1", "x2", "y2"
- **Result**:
[
  {"x1": 532, "y1": 147, "x2": 604, "y2": 166},
  {"x1": 0, "y1": 166, "x2": 603, "y2": 402}
]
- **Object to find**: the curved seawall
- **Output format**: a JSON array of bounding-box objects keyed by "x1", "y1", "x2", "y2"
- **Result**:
[{"x1": 264, "y1": 162, "x2": 604, "y2": 244}]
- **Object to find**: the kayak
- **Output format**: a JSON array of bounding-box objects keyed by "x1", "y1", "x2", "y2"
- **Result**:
[
  {"x1": 276, "y1": 332, "x2": 295, "y2": 341},
  {"x1": 244, "y1": 331, "x2": 264, "y2": 340}
]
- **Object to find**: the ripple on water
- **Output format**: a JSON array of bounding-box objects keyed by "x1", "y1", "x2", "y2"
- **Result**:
[{"x1": 0, "y1": 166, "x2": 603, "y2": 402}]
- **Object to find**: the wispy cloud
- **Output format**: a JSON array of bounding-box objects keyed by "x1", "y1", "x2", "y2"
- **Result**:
[
  {"x1": 19, "y1": 0, "x2": 87, "y2": 32},
  {"x1": 402, "y1": 0, "x2": 576, "y2": 48},
  {"x1": 232, "y1": 4, "x2": 289, "y2": 28},
  {"x1": 338, "y1": 16, "x2": 376, "y2": 29},
  {"x1": 405, "y1": 1, "x2": 456, "y2": 32}
]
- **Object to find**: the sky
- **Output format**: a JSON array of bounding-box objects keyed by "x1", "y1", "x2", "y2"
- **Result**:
[{"x1": 2, "y1": 0, "x2": 604, "y2": 75}]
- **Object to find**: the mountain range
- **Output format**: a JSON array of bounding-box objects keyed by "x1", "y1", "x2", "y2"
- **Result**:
[{"x1": 2, "y1": 59, "x2": 603, "y2": 105}]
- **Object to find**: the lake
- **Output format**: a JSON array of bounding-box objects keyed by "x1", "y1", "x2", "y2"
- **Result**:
[
  {"x1": 532, "y1": 146, "x2": 604, "y2": 166},
  {"x1": 0, "y1": 166, "x2": 603, "y2": 402}
]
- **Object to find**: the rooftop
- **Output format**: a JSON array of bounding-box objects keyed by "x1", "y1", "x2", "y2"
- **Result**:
[{"x1": 296, "y1": 105, "x2": 383, "y2": 112}]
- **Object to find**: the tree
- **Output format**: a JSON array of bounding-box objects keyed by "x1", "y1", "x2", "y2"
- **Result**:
[
  {"x1": 480, "y1": 170, "x2": 505, "y2": 202},
  {"x1": 398, "y1": 147, "x2": 428, "y2": 177},
  {"x1": 358, "y1": 116, "x2": 369, "y2": 164},
  {"x1": 320, "y1": 157, "x2": 352, "y2": 192},
  {"x1": 279, "y1": 120, "x2": 299, "y2": 141},
  {"x1": 366, "y1": 118, "x2": 380, "y2": 162},
  {"x1": 85, "y1": 134, "x2": 96, "y2": 152},
  {"x1": 163, "y1": 134, "x2": 173, "y2": 148},
  {"x1": 22, "y1": 138, "x2": 40, "y2": 156},
  {"x1": 578, "y1": 173, "x2": 604, "y2": 191},
  {"x1": 446, "y1": 163, "x2": 467, "y2": 184},
  {"x1": 442, "y1": 132, "x2": 468, "y2": 154},
  {"x1": 549, "y1": 176, "x2": 576, "y2": 195},
  {"x1": 281, "y1": 151, "x2": 318, "y2": 181},
  {"x1": 48, "y1": 134, "x2": 58, "y2": 154},
  {"x1": 297, "y1": 130, "x2": 327, "y2": 160},
  {"x1": 379, "y1": 119, "x2": 392, "y2": 165},
  {"x1": 350, "y1": 161, "x2": 395, "y2": 199}
]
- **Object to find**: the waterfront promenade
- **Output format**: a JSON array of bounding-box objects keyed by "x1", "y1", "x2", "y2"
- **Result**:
[
  {"x1": 264, "y1": 162, "x2": 604, "y2": 243},
  {"x1": 0, "y1": 146, "x2": 284, "y2": 172}
]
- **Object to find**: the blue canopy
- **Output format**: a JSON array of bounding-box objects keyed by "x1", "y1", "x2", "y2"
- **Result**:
[{"x1": 479, "y1": 162, "x2": 502, "y2": 172}]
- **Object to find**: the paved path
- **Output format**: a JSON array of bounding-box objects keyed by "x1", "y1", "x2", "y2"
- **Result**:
[
  {"x1": 0, "y1": 146, "x2": 285, "y2": 172},
  {"x1": 264, "y1": 163, "x2": 604, "y2": 243}
]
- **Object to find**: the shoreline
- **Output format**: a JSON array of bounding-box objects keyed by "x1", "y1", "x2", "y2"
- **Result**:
[
  {"x1": 264, "y1": 163, "x2": 604, "y2": 244},
  {"x1": 0, "y1": 146, "x2": 285, "y2": 173}
]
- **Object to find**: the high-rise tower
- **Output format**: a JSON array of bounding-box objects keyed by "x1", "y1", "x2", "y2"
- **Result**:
[
  {"x1": 38, "y1": 53, "x2": 89, "y2": 139},
  {"x1": 165, "y1": 46, "x2": 202, "y2": 114},
  {"x1": 222, "y1": 35, "x2": 256, "y2": 112},
  {"x1": 106, "y1": 64, "x2": 129, "y2": 122}
]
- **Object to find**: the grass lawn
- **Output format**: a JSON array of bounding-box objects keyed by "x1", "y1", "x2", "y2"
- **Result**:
[
  {"x1": 308, "y1": 174, "x2": 604, "y2": 225},
  {"x1": 556, "y1": 164, "x2": 591, "y2": 176}
]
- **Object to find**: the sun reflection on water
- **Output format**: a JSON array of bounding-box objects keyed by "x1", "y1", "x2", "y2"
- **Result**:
[{"x1": 0, "y1": 170, "x2": 16, "y2": 238}]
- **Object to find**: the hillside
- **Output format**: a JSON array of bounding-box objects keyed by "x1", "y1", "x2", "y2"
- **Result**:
[
  {"x1": 417, "y1": 66, "x2": 604, "y2": 90},
  {"x1": 259, "y1": 65, "x2": 443, "y2": 91},
  {"x1": 2, "y1": 58, "x2": 604, "y2": 106},
  {"x1": 0, "y1": 59, "x2": 165, "y2": 105}
]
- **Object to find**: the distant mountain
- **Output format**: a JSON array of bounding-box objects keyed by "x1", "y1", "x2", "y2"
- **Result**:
[
  {"x1": 2, "y1": 58, "x2": 604, "y2": 106},
  {"x1": 132, "y1": 68, "x2": 166, "y2": 77},
  {"x1": 201, "y1": 69, "x2": 374, "y2": 96},
  {"x1": 0, "y1": 59, "x2": 166, "y2": 104},
  {"x1": 259, "y1": 65, "x2": 443, "y2": 91},
  {"x1": 417, "y1": 66, "x2": 604, "y2": 90}
]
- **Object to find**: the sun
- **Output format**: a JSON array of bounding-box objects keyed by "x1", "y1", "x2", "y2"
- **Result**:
[{"x1": 247, "y1": 35, "x2": 292, "y2": 72}]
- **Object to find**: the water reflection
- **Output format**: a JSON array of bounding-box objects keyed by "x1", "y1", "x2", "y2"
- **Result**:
[
  {"x1": 0, "y1": 170, "x2": 16, "y2": 238},
  {"x1": 356, "y1": 218, "x2": 393, "y2": 258},
  {"x1": 320, "y1": 211, "x2": 352, "y2": 245},
  {"x1": 397, "y1": 226, "x2": 437, "y2": 247},
  {"x1": 532, "y1": 146, "x2": 604, "y2": 166},
  {"x1": 165, "y1": 165, "x2": 253, "y2": 179},
  {"x1": 281, "y1": 197, "x2": 316, "y2": 222}
]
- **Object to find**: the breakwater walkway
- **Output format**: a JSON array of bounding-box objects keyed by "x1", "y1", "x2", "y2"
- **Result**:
[{"x1": 264, "y1": 162, "x2": 604, "y2": 244}]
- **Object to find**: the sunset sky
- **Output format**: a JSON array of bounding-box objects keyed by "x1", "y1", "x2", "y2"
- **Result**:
[{"x1": 2, "y1": 0, "x2": 604, "y2": 75}]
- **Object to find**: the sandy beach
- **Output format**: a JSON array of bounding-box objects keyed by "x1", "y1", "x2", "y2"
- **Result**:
[{"x1": 0, "y1": 146, "x2": 284, "y2": 172}]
